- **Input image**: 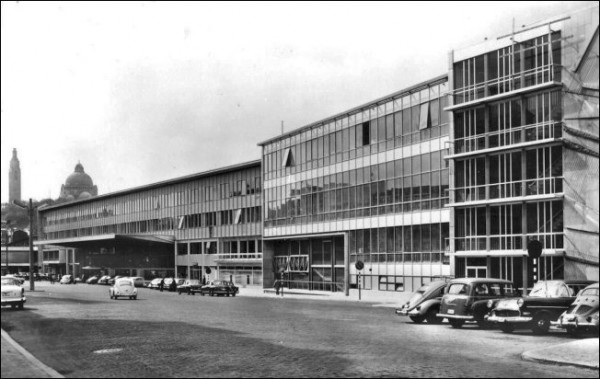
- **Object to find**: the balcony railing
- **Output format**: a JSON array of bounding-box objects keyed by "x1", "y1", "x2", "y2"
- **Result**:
[
  {"x1": 454, "y1": 121, "x2": 562, "y2": 155},
  {"x1": 452, "y1": 233, "x2": 564, "y2": 252},
  {"x1": 214, "y1": 253, "x2": 263, "y2": 261},
  {"x1": 453, "y1": 177, "x2": 563, "y2": 204}
]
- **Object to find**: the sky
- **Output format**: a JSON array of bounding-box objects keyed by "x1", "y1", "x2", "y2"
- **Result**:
[{"x1": 1, "y1": 1, "x2": 596, "y2": 202}]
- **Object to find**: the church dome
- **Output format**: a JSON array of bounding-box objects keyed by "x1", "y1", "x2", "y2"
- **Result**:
[{"x1": 65, "y1": 163, "x2": 94, "y2": 188}]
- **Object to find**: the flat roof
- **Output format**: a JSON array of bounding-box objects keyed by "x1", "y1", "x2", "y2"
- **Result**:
[
  {"x1": 257, "y1": 73, "x2": 448, "y2": 146},
  {"x1": 40, "y1": 159, "x2": 261, "y2": 212}
]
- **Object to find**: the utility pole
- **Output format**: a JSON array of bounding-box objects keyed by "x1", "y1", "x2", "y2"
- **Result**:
[{"x1": 13, "y1": 199, "x2": 41, "y2": 291}]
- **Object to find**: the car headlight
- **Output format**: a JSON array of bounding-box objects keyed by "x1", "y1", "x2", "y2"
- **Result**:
[
  {"x1": 487, "y1": 300, "x2": 493, "y2": 308},
  {"x1": 517, "y1": 299, "x2": 524, "y2": 308}
]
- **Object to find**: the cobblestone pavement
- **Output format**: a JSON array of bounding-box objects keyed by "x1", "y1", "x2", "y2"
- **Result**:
[{"x1": 1, "y1": 283, "x2": 597, "y2": 378}]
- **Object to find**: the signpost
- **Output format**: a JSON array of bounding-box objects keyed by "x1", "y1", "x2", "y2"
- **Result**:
[
  {"x1": 528, "y1": 239, "x2": 543, "y2": 282},
  {"x1": 355, "y1": 261, "x2": 364, "y2": 301}
]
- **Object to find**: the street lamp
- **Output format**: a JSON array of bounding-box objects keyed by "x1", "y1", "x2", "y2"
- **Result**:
[
  {"x1": 4, "y1": 219, "x2": 13, "y2": 274},
  {"x1": 12, "y1": 199, "x2": 39, "y2": 291}
]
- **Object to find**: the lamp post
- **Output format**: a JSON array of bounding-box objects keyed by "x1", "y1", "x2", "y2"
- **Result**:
[
  {"x1": 4, "y1": 219, "x2": 12, "y2": 275},
  {"x1": 12, "y1": 199, "x2": 38, "y2": 291}
]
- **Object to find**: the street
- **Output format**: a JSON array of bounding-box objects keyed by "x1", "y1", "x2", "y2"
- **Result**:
[{"x1": 1, "y1": 283, "x2": 597, "y2": 378}]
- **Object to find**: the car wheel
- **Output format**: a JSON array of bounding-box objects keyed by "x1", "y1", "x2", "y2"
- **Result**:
[
  {"x1": 18, "y1": 302, "x2": 24, "y2": 310},
  {"x1": 449, "y1": 319, "x2": 464, "y2": 329},
  {"x1": 409, "y1": 315, "x2": 424, "y2": 324},
  {"x1": 232, "y1": 292, "x2": 236, "y2": 297},
  {"x1": 425, "y1": 309, "x2": 441, "y2": 324},
  {"x1": 532, "y1": 314, "x2": 551, "y2": 335},
  {"x1": 500, "y1": 323, "x2": 514, "y2": 333}
]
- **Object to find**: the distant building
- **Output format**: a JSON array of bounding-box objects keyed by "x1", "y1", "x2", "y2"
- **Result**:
[
  {"x1": 59, "y1": 162, "x2": 98, "y2": 201},
  {"x1": 9, "y1": 148, "x2": 21, "y2": 203}
]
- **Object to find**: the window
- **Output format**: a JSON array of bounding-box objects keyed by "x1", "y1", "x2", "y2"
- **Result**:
[
  {"x1": 282, "y1": 148, "x2": 293, "y2": 168},
  {"x1": 419, "y1": 103, "x2": 429, "y2": 130},
  {"x1": 361, "y1": 122, "x2": 370, "y2": 146}
]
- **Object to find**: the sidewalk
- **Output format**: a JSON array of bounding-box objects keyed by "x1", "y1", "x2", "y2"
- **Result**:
[
  {"x1": 239, "y1": 286, "x2": 411, "y2": 307},
  {"x1": 522, "y1": 338, "x2": 599, "y2": 370},
  {"x1": 1, "y1": 329, "x2": 63, "y2": 378}
]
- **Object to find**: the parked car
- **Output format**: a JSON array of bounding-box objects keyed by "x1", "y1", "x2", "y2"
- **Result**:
[
  {"x1": 437, "y1": 278, "x2": 519, "y2": 329},
  {"x1": 177, "y1": 279, "x2": 202, "y2": 295},
  {"x1": 1, "y1": 276, "x2": 26, "y2": 310},
  {"x1": 129, "y1": 277, "x2": 145, "y2": 288},
  {"x1": 487, "y1": 279, "x2": 595, "y2": 334},
  {"x1": 395, "y1": 280, "x2": 449, "y2": 323},
  {"x1": 199, "y1": 280, "x2": 239, "y2": 297},
  {"x1": 147, "y1": 278, "x2": 163, "y2": 290},
  {"x1": 86, "y1": 276, "x2": 99, "y2": 284},
  {"x1": 551, "y1": 282, "x2": 599, "y2": 336},
  {"x1": 98, "y1": 275, "x2": 112, "y2": 285},
  {"x1": 59, "y1": 275, "x2": 75, "y2": 284},
  {"x1": 164, "y1": 278, "x2": 186, "y2": 292},
  {"x1": 109, "y1": 278, "x2": 138, "y2": 300}
]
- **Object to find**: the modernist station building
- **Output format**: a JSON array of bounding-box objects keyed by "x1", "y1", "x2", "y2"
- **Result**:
[
  {"x1": 446, "y1": 7, "x2": 599, "y2": 289},
  {"x1": 36, "y1": 6, "x2": 598, "y2": 294},
  {"x1": 37, "y1": 161, "x2": 263, "y2": 285}
]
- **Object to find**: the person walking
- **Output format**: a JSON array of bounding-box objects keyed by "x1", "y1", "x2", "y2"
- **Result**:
[{"x1": 159, "y1": 277, "x2": 165, "y2": 292}]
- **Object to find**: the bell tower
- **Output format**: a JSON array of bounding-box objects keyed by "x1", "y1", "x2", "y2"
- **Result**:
[{"x1": 9, "y1": 148, "x2": 21, "y2": 203}]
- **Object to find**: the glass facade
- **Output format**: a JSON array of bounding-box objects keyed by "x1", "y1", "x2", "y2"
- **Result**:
[{"x1": 261, "y1": 77, "x2": 452, "y2": 293}]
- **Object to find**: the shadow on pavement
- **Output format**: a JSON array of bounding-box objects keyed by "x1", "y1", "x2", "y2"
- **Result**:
[{"x1": 1, "y1": 310, "x2": 353, "y2": 378}]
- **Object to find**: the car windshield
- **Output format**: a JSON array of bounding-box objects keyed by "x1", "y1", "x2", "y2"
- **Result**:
[
  {"x1": 529, "y1": 282, "x2": 571, "y2": 298},
  {"x1": 448, "y1": 283, "x2": 468, "y2": 295},
  {"x1": 117, "y1": 280, "x2": 133, "y2": 287},
  {"x1": 579, "y1": 288, "x2": 599, "y2": 297},
  {"x1": 1, "y1": 278, "x2": 20, "y2": 286}
]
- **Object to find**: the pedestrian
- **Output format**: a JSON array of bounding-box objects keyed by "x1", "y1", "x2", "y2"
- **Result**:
[
  {"x1": 169, "y1": 277, "x2": 177, "y2": 292},
  {"x1": 50, "y1": 274, "x2": 55, "y2": 284},
  {"x1": 274, "y1": 279, "x2": 280, "y2": 295},
  {"x1": 159, "y1": 277, "x2": 165, "y2": 292}
]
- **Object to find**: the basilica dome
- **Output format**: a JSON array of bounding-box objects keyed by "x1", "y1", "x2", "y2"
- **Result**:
[{"x1": 60, "y1": 162, "x2": 98, "y2": 201}]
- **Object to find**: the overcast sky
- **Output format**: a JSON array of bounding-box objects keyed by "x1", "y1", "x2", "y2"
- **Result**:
[{"x1": 1, "y1": 1, "x2": 595, "y2": 202}]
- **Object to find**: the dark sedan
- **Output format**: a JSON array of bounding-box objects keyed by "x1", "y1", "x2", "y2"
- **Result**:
[
  {"x1": 487, "y1": 279, "x2": 595, "y2": 334},
  {"x1": 199, "y1": 280, "x2": 239, "y2": 297},
  {"x1": 177, "y1": 279, "x2": 202, "y2": 295}
]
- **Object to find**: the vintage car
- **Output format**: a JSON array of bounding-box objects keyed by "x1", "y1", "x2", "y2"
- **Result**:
[
  {"x1": 165, "y1": 278, "x2": 186, "y2": 292},
  {"x1": 98, "y1": 275, "x2": 112, "y2": 285},
  {"x1": 59, "y1": 274, "x2": 75, "y2": 284},
  {"x1": 109, "y1": 278, "x2": 138, "y2": 300},
  {"x1": 395, "y1": 280, "x2": 449, "y2": 323},
  {"x1": 1, "y1": 276, "x2": 26, "y2": 310},
  {"x1": 129, "y1": 277, "x2": 145, "y2": 288},
  {"x1": 86, "y1": 276, "x2": 99, "y2": 284},
  {"x1": 147, "y1": 278, "x2": 163, "y2": 290},
  {"x1": 199, "y1": 280, "x2": 239, "y2": 297},
  {"x1": 487, "y1": 279, "x2": 595, "y2": 334},
  {"x1": 4, "y1": 274, "x2": 25, "y2": 285},
  {"x1": 551, "y1": 282, "x2": 599, "y2": 336},
  {"x1": 437, "y1": 278, "x2": 519, "y2": 329},
  {"x1": 177, "y1": 279, "x2": 202, "y2": 295}
]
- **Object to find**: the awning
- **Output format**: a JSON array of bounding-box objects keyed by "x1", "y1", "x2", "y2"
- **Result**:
[{"x1": 35, "y1": 234, "x2": 175, "y2": 247}]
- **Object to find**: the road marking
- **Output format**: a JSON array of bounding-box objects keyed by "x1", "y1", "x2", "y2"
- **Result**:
[{"x1": 93, "y1": 348, "x2": 123, "y2": 354}]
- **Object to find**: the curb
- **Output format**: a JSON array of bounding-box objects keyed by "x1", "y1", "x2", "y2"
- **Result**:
[
  {"x1": 522, "y1": 346, "x2": 599, "y2": 370},
  {"x1": 1, "y1": 329, "x2": 64, "y2": 378}
]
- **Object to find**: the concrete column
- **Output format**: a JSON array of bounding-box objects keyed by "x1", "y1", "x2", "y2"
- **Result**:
[{"x1": 344, "y1": 232, "x2": 349, "y2": 296}]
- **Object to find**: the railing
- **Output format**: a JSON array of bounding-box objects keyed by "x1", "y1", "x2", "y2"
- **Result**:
[
  {"x1": 214, "y1": 253, "x2": 263, "y2": 260},
  {"x1": 454, "y1": 121, "x2": 562, "y2": 155},
  {"x1": 453, "y1": 232, "x2": 564, "y2": 252},
  {"x1": 453, "y1": 177, "x2": 563, "y2": 203},
  {"x1": 278, "y1": 279, "x2": 345, "y2": 293}
]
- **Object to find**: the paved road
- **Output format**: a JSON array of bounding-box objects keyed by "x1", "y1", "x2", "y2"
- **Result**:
[{"x1": 1, "y1": 283, "x2": 597, "y2": 378}]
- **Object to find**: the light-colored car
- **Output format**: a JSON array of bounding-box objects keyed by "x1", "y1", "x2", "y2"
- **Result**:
[
  {"x1": 1, "y1": 276, "x2": 26, "y2": 310},
  {"x1": 552, "y1": 282, "x2": 599, "y2": 336},
  {"x1": 4, "y1": 274, "x2": 25, "y2": 285},
  {"x1": 396, "y1": 280, "x2": 449, "y2": 324},
  {"x1": 59, "y1": 275, "x2": 74, "y2": 284},
  {"x1": 129, "y1": 277, "x2": 145, "y2": 288},
  {"x1": 147, "y1": 278, "x2": 163, "y2": 289},
  {"x1": 109, "y1": 278, "x2": 138, "y2": 300}
]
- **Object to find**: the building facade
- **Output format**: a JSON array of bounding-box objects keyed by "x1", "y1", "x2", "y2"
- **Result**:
[
  {"x1": 446, "y1": 7, "x2": 599, "y2": 289},
  {"x1": 259, "y1": 75, "x2": 452, "y2": 294},
  {"x1": 37, "y1": 161, "x2": 263, "y2": 286},
  {"x1": 9, "y1": 148, "x2": 21, "y2": 203}
]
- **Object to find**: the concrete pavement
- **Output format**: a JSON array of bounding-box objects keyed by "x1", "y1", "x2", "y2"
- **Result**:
[
  {"x1": 1, "y1": 329, "x2": 63, "y2": 378},
  {"x1": 522, "y1": 338, "x2": 599, "y2": 369}
]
